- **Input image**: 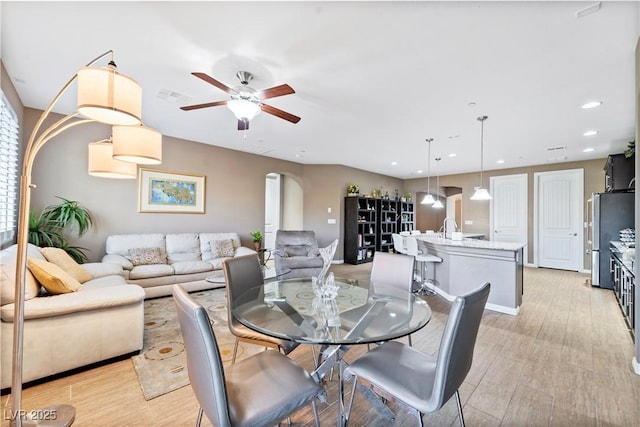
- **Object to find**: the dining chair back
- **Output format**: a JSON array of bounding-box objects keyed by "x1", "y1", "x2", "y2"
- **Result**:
[
  {"x1": 392, "y1": 233, "x2": 407, "y2": 254},
  {"x1": 344, "y1": 282, "x2": 491, "y2": 427},
  {"x1": 369, "y1": 251, "x2": 414, "y2": 296},
  {"x1": 173, "y1": 285, "x2": 322, "y2": 427},
  {"x1": 222, "y1": 254, "x2": 298, "y2": 362}
]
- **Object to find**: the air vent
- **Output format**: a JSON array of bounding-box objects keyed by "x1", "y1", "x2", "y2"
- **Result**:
[
  {"x1": 575, "y1": 2, "x2": 601, "y2": 19},
  {"x1": 240, "y1": 144, "x2": 273, "y2": 156},
  {"x1": 546, "y1": 146, "x2": 567, "y2": 152},
  {"x1": 156, "y1": 89, "x2": 191, "y2": 103}
]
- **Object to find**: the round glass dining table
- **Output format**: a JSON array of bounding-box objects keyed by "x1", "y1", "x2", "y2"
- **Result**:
[{"x1": 231, "y1": 277, "x2": 432, "y2": 426}]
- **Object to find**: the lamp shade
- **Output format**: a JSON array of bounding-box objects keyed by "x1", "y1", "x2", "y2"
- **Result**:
[
  {"x1": 432, "y1": 199, "x2": 444, "y2": 209},
  {"x1": 88, "y1": 141, "x2": 137, "y2": 179},
  {"x1": 227, "y1": 99, "x2": 261, "y2": 121},
  {"x1": 470, "y1": 187, "x2": 493, "y2": 200},
  {"x1": 421, "y1": 193, "x2": 435, "y2": 205},
  {"x1": 112, "y1": 125, "x2": 162, "y2": 164},
  {"x1": 77, "y1": 66, "x2": 142, "y2": 126}
]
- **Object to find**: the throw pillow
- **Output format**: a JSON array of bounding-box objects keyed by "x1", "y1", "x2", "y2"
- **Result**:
[
  {"x1": 211, "y1": 239, "x2": 235, "y2": 258},
  {"x1": 127, "y1": 247, "x2": 167, "y2": 266},
  {"x1": 27, "y1": 257, "x2": 82, "y2": 294},
  {"x1": 285, "y1": 245, "x2": 311, "y2": 257},
  {"x1": 39, "y1": 247, "x2": 93, "y2": 283}
]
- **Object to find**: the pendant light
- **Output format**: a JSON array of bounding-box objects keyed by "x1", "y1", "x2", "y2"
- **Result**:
[
  {"x1": 432, "y1": 157, "x2": 444, "y2": 208},
  {"x1": 421, "y1": 138, "x2": 435, "y2": 205},
  {"x1": 470, "y1": 115, "x2": 492, "y2": 201}
]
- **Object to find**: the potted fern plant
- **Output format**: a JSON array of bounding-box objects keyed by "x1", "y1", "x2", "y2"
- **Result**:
[{"x1": 28, "y1": 196, "x2": 94, "y2": 263}]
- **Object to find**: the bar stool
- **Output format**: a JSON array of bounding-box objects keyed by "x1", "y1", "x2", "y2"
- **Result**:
[
  {"x1": 404, "y1": 236, "x2": 441, "y2": 296},
  {"x1": 392, "y1": 233, "x2": 407, "y2": 255}
]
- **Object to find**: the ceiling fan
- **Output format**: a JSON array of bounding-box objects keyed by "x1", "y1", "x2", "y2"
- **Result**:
[{"x1": 180, "y1": 71, "x2": 301, "y2": 130}]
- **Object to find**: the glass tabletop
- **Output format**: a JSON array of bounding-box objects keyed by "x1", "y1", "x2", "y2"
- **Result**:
[{"x1": 232, "y1": 277, "x2": 432, "y2": 345}]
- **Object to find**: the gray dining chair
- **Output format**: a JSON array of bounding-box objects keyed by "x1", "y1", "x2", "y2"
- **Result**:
[
  {"x1": 222, "y1": 254, "x2": 299, "y2": 363},
  {"x1": 340, "y1": 251, "x2": 416, "y2": 345},
  {"x1": 173, "y1": 285, "x2": 322, "y2": 427},
  {"x1": 344, "y1": 282, "x2": 490, "y2": 427}
]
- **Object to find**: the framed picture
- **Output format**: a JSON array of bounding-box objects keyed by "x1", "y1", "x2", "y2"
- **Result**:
[{"x1": 139, "y1": 168, "x2": 205, "y2": 213}]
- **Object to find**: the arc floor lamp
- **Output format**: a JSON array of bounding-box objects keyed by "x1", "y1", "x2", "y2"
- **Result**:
[{"x1": 10, "y1": 50, "x2": 161, "y2": 426}]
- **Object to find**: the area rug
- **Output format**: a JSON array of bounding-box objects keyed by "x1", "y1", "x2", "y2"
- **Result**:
[{"x1": 131, "y1": 288, "x2": 261, "y2": 400}]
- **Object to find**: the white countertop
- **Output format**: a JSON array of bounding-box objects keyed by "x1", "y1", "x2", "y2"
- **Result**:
[{"x1": 415, "y1": 234, "x2": 526, "y2": 251}]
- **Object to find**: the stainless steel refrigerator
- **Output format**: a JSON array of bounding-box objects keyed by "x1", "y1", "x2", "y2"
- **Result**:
[{"x1": 588, "y1": 192, "x2": 635, "y2": 288}]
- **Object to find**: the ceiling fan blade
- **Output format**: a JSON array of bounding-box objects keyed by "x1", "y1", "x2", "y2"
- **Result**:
[
  {"x1": 191, "y1": 72, "x2": 236, "y2": 95},
  {"x1": 238, "y1": 119, "x2": 249, "y2": 131},
  {"x1": 261, "y1": 104, "x2": 301, "y2": 124},
  {"x1": 258, "y1": 84, "x2": 295, "y2": 100},
  {"x1": 180, "y1": 100, "x2": 228, "y2": 111}
]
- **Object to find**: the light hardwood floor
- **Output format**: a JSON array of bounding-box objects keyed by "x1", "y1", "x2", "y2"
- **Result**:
[{"x1": 2, "y1": 264, "x2": 640, "y2": 426}]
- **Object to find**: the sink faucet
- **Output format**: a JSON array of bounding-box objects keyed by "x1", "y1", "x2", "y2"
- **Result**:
[{"x1": 443, "y1": 217, "x2": 458, "y2": 238}]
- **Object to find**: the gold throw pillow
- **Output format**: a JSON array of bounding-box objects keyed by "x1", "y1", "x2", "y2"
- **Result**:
[
  {"x1": 27, "y1": 257, "x2": 82, "y2": 294},
  {"x1": 39, "y1": 247, "x2": 92, "y2": 283}
]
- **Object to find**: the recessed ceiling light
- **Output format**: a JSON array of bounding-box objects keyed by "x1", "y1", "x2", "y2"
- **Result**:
[
  {"x1": 448, "y1": 153, "x2": 457, "y2": 158},
  {"x1": 417, "y1": 170, "x2": 423, "y2": 174},
  {"x1": 582, "y1": 101, "x2": 602, "y2": 109},
  {"x1": 583, "y1": 130, "x2": 598, "y2": 136},
  {"x1": 583, "y1": 147, "x2": 595, "y2": 153},
  {"x1": 391, "y1": 161, "x2": 398, "y2": 166},
  {"x1": 496, "y1": 160, "x2": 505, "y2": 164}
]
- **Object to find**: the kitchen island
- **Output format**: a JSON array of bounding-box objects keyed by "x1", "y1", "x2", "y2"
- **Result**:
[{"x1": 415, "y1": 234, "x2": 525, "y2": 315}]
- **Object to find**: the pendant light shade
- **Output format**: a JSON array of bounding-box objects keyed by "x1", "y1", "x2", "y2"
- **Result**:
[
  {"x1": 470, "y1": 187, "x2": 492, "y2": 200},
  {"x1": 421, "y1": 193, "x2": 436, "y2": 205},
  {"x1": 88, "y1": 140, "x2": 137, "y2": 179},
  {"x1": 112, "y1": 124, "x2": 162, "y2": 164},
  {"x1": 77, "y1": 64, "x2": 142, "y2": 126},
  {"x1": 227, "y1": 98, "x2": 261, "y2": 121},
  {"x1": 422, "y1": 138, "x2": 435, "y2": 204},
  {"x1": 471, "y1": 115, "x2": 492, "y2": 201},
  {"x1": 432, "y1": 157, "x2": 443, "y2": 208}
]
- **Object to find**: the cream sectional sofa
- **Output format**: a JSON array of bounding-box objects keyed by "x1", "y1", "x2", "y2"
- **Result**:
[
  {"x1": 101, "y1": 232, "x2": 256, "y2": 298},
  {"x1": 0, "y1": 243, "x2": 145, "y2": 389}
]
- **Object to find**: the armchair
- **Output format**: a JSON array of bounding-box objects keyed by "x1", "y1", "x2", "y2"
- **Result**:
[{"x1": 274, "y1": 230, "x2": 324, "y2": 279}]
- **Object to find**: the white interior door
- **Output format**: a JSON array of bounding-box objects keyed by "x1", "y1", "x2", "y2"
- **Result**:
[
  {"x1": 535, "y1": 169, "x2": 583, "y2": 271},
  {"x1": 490, "y1": 174, "x2": 528, "y2": 251},
  {"x1": 264, "y1": 173, "x2": 281, "y2": 249}
]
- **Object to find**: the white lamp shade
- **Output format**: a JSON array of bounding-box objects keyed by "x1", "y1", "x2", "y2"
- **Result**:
[
  {"x1": 470, "y1": 187, "x2": 493, "y2": 200},
  {"x1": 112, "y1": 125, "x2": 162, "y2": 164},
  {"x1": 227, "y1": 99, "x2": 261, "y2": 121},
  {"x1": 88, "y1": 142, "x2": 137, "y2": 179},
  {"x1": 421, "y1": 193, "x2": 435, "y2": 205},
  {"x1": 432, "y1": 199, "x2": 444, "y2": 208},
  {"x1": 77, "y1": 66, "x2": 142, "y2": 126}
]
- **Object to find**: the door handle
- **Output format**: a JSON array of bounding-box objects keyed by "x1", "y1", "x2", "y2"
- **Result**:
[
  {"x1": 494, "y1": 230, "x2": 500, "y2": 233},
  {"x1": 569, "y1": 233, "x2": 577, "y2": 236}
]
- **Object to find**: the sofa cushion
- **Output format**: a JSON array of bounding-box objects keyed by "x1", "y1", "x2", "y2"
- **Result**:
[
  {"x1": 127, "y1": 247, "x2": 167, "y2": 266},
  {"x1": 211, "y1": 239, "x2": 235, "y2": 258},
  {"x1": 200, "y1": 232, "x2": 241, "y2": 261},
  {"x1": 27, "y1": 257, "x2": 82, "y2": 294},
  {"x1": 166, "y1": 233, "x2": 201, "y2": 263},
  {"x1": 279, "y1": 256, "x2": 324, "y2": 269},
  {"x1": 172, "y1": 260, "x2": 213, "y2": 275},
  {"x1": 1, "y1": 244, "x2": 42, "y2": 305},
  {"x1": 106, "y1": 233, "x2": 166, "y2": 256},
  {"x1": 284, "y1": 245, "x2": 313, "y2": 257},
  {"x1": 39, "y1": 247, "x2": 93, "y2": 283},
  {"x1": 128, "y1": 264, "x2": 175, "y2": 280}
]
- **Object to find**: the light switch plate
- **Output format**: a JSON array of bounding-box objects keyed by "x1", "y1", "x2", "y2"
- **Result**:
[
  {"x1": 464, "y1": 220, "x2": 473, "y2": 225},
  {"x1": 328, "y1": 218, "x2": 336, "y2": 224}
]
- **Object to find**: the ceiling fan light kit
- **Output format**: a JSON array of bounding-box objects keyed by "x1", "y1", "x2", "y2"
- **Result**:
[
  {"x1": 470, "y1": 115, "x2": 493, "y2": 201},
  {"x1": 182, "y1": 69, "x2": 300, "y2": 130}
]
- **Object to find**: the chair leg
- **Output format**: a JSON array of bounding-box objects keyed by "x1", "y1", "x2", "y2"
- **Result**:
[
  {"x1": 408, "y1": 333, "x2": 413, "y2": 347},
  {"x1": 195, "y1": 407, "x2": 203, "y2": 427},
  {"x1": 455, "y1": 390, "x2": 465, "y2": 427},
  {"x1": 232, "y1": 339, "x2": 239, "y2": 364},
  {"x1": 311, "y1": 398, "x2": 320, "y2": 427},
  {"x1": 344, "y1": 376, "x2": 358, "y2": 426},
  {"x1": 416, "y1": 410, "x2": 424, "y2": 427}
]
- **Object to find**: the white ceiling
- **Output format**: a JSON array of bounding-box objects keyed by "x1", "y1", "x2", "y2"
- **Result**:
[{"x1": 2, "y1": 1, "x2": 638, "y2": 179}]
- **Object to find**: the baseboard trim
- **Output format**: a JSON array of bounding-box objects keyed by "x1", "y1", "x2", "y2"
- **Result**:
[
  {"x1": 426, "y1": 283, "x2": 520, "y2": 316},
  {"x1": 633, "y1": 357, "x2": 640, "y2": 376}
]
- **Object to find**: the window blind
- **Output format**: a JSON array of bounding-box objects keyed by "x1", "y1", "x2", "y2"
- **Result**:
[{"x1": 0, "y1": 92, "x2": 19, "y2": 245}]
